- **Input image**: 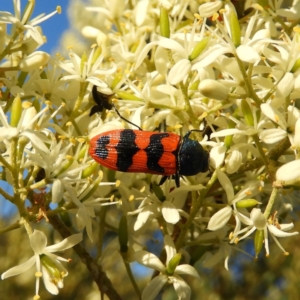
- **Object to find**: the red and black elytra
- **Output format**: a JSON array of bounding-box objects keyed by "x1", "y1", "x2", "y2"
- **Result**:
[{"x1": 89, "y1": 129, "x2": 209, "y2": 187}]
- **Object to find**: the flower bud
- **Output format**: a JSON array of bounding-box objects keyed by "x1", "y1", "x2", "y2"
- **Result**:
[
  {"x1": 188, "y1": 37, "x2": 209, "y2": 61},
  {"x1": 166, "y1": 253, "x2": 181, "y2": 275},
  {"x1": 224, "y1": 119, "x2": 236, "y2": 149},
  {"x1": 81, "y1": 162, "x2": 99, "y2": 178},
  {"x1": 223, "y1": 3, "x2": 241, "y2": 47},
  {"x1": 254, "y1": 229, "x2": 264, "y2": 258},
  {"x1": 199, "y1": 79, "x2": 229, "y2": 100},
  {"x1": 10, "y1": 95, "x2": 22, "y2": 127},
  {"x1": 81, "y1": 26, "x2": 100, "y2": 39},
  {"x1": 241, "y1": 99, "x2": 254, "y2": 127},
  {"x1": 111, "y1": 73, "x2": 123, "y2": 89},
  {"x1": 116, "y1": 91, "x2": 142, "y2": 101},
  {"x1": 198, "y1": 1, "x2": 223, "y2": 18},
  {"x1": 151, "y1": 182, "x2": 166, "y2": 202},
  {"x1": 20, "y1": 51, "x2": 50, "y2": 72},
  {"x1": 119, "y1": 215, "x2": 128, "y2": 253},
  {"x1": 160, "y1": 6, "x2": 170, "y2": 38},
  {"x1": 236, "y1": 199, "x2": 260, "y2": 208},
  {"x1": 229, "y1": 10, "x2": 241, "y2": 47}
]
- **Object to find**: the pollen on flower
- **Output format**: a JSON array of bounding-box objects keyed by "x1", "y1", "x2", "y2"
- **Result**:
[
  {"x1": 56, "y1": 6, "x2": 62, "y2": 14},
  {"x1": 129, "y1": 195, "x2": 135, "y2": 201},
  {"x1": 293, "y1": 27, "x2": 300, "y2": 33},
  {"x1": 253, "y1": 4, "x2": 264, "y2": 11},
  {"x1": 245, "y1": 191, "x2": 252, "y2": 196},
  {"x1": 35, "y1": 271, "x2": 42, "y2": 278},
  {"x1": 212, "y1": 12, "x2": 219, "y2": 21},
  {"x1": 22, "y1": 101, "x2": 32, "y2": 108},
  {"x1": 275, "y1": 115, "x2": 279, "y2": 122},
  {"x1": 33, "y1": 295, "x2": 41, "y2": 300},
  {"x1": 69, "y1": 137, "x2": 76, "y2": 145},
  {"x1": 140, "y1": 186, "x2": 146, "y2": 193},
  {"x1": 66, "y1": 121, "x2": 72, "y2": 126},
  {"x1": 77, "y1": 137, "x2": 86, "y2": 143},
  {"x1": 116, "y1": 180, "x2": 121, "y2": 187},
  {"x1": 110, "y1": 195, "x2": 115, "y2": 201},
  {"x1": 45, "y1": 100, "x2": 52, "y2": 107}
]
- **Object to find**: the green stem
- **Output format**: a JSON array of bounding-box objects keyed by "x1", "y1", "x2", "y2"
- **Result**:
[
  {"x1": 121, "y1": 254, "x2": 142, "y2": 300},
  {"x1": 235, "y1": 56, "x2": 261, "y2": 106},
  {"x1": 252, "y1": 134, "x2": 268, "y2": 166}
]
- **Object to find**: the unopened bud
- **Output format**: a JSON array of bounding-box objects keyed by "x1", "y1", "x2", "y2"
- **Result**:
[
  {"x1": 160, "y1": 6, "x2": 170, "y2": 38},
  {"x1": 236, "y1": 199, "x2": 260, "y2": 208},
  {"x1": 241, "y1": 99, "x2": 254, "y2": 127},
  {"x1": 189, "y1": 37, "x2": 209, "y2": 61},
  {"x1": 166, "y1": 253, "x2": 181, "y2": 275},
  {"x1": 199, "y1": 79, "x2": 229, "y2": 100},
  {"x1": 254, "y1": 229, "x2": 264, "y2": 258},
  {"x1": 198, "y1": 1, "x2": 223, "y2": 18},
  {"x1": 20, "y1": 51, "x2": 50, "y2": 72},
  {"x1": 10, "y1": 95, "x2": 22, "y2": 127}
]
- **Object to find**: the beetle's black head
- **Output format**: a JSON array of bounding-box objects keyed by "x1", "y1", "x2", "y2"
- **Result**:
[{"x1": 178, "y1": 134, "x2": 209, "y2": 176}]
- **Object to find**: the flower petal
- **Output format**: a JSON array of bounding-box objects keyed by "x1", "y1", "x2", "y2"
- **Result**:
[
  {"x1": 161, "y1": 201, "x2": 180, "y2": 224},
  {"x1": 216, "y1": 169, "x2": 234, "y2": 202},
  {"x1": 250, "y1": 208, "x2": 266, "y2": 230},
  {"x1": 172, "y1": 275, "x2": 191, "y2": 300},
  {"x1": 141, "y1": 274, "x2": 168, "y2": 300},
  {"x1": 207, "y1": 206, "x2": 232, "y2": 231},
  {"x1": 1, "y1": 256, "x2": 35, "y2": 279},
  {"x1": 175, "y1": 264, "x2": 200, "y2": 279},
  {"x1": 30, "y1": 230, "x2": 48, "y2": 254},
  {"x1": 268, "y1": 224, "x2": 298, "y2": 237},
  {"x1": 46, "y1": 233, "x2": 83, "y2": 252},
  {"x1": 276, "y1": 160, "x2": 300, "y2": 181},
  {"x1": 134, "y1": 250, "x2": 165, "y2": 272},
  {"x1": 164, "y1": 235, "x2": 176, "y2": 264},
  {"x1": 168, "y1": 59, "x2": 191, "y2": 85}
]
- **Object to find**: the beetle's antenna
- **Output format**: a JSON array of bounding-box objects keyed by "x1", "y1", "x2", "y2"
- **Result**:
[{"x1": 112, "y1": 103, "x2": 143, "y2": 131}]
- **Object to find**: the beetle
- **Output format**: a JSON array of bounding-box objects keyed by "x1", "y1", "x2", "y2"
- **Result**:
[
  {"x1": 89, "y1": 85, "x2": 209, "y2": 186},
  {"x1": 89, "y1": 129, "x2": 209, "y2": 187}
]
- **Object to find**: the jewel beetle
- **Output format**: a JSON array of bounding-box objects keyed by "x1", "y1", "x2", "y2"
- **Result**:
[
  {"x1": 89, "y1": 129, "x2": 209, "y2": 187},
  {"x1": 89, "y1": 86, "x2": 209, "y2": 186}
]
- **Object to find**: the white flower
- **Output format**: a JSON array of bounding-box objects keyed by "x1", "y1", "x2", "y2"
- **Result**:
[
  {"x1": 0, "y1": 1, "x2": 59, "y2": 46},
  {"x1": 1, "y1": 230, "x2": 82, "y2": 297},
  {"x1": 134, "y1": 235, "x2": 200, "y2": 300},
  {"x1": 231, "y1": 208, "x2": 298, "y2": 256},
  {"x1": 56, "y1": 47, "x2": 116, "y2": 88},
  {"x1": 207, "y1": 170, "x2": 262, "y2": 232}
]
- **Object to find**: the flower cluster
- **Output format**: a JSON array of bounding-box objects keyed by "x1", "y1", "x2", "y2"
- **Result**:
[{"x1": 1, "y1": 0, "x2": 300, "y2": 299}]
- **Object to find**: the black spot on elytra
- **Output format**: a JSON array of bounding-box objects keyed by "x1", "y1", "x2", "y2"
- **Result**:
[
  {"x1": 145, "y1": 133, "x2": 169, "y2": 173},
  {"x1": 96, "y1": 135, "x2": 110, "y2": 159},
  {"x1": 116, "y1": 130, "x2": 139, "y2": 171}
]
